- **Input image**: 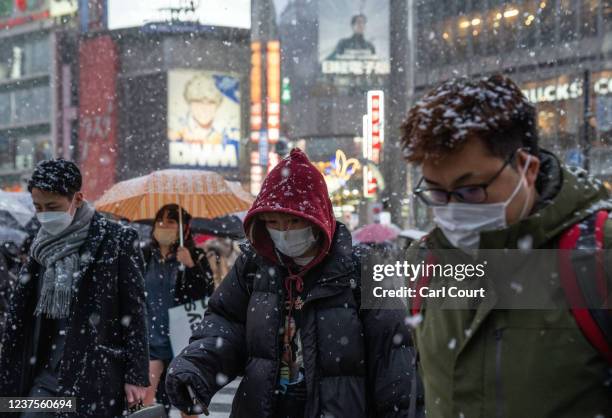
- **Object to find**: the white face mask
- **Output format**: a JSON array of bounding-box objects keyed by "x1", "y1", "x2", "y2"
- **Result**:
[
  {"x1": 266, "y1": 226, "x2": 317, "y2": 258},
  {"x1": 433, "y1": 156, "x2": 532, "y2": 250},
  {"x1": 36, "y1": 199, "x2": 76, "y2": 236}
]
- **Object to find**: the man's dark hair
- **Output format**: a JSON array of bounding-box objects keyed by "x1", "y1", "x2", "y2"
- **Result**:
[
  {"x1": 400, "y1": 74, "x2": 539, "y2": 163},
  {"x1": 27, "y1": 158, "x2": 82, "y2": 198},
  {"x1": 351, "y1": 14, "x2": 366, "y2": 26}
]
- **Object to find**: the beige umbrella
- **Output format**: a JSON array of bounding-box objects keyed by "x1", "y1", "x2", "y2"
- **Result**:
[{"x1": 95, "y1": 169, "x2": 254, "y2": 245}]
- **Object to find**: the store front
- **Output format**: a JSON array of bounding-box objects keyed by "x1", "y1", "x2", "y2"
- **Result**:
[{"x1": 520, "y1": 69, "x2": 612, "y2": 187}]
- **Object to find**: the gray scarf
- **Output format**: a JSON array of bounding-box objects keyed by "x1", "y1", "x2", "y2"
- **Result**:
[{"x1": 30, "y1": 202, "x2": 96, "y2": 319}]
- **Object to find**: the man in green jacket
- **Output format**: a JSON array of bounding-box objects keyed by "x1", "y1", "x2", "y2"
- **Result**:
[{"x1": 400, "y1": 74, "x2": 611, "y2": 417}]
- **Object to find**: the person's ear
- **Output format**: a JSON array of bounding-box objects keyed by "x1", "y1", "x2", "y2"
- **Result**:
[
  {"x1": 517, "y1": 151, "x2": 540, "y2": 188},
  {"x1": 74, "y1": 191, "x2": 85, "y2": 208}
]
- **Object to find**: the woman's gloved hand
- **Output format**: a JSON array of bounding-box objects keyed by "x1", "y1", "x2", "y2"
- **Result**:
[{"x1": 165, "y1": 369, "x2": 210, "y2": 416}]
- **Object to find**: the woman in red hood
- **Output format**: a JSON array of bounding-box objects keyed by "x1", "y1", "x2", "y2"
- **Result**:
[{"x1": 166, "y1": 149, "x2": 418, "y2": 418}]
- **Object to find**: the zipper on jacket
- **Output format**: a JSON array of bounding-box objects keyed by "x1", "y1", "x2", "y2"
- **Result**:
[{"x1": 494, "y1": 328, "x2": 504, "y2": 418}]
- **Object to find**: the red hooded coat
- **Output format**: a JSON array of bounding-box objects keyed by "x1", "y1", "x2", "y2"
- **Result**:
[
  {"x1": 165, "y1": 151, "x2": 417, "y2": 418},
  {"x1": 243, "y1": 148, "x2": 336, "y2": 271}
]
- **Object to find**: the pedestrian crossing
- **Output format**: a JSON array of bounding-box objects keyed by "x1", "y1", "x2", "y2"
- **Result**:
[{"x1": 169, "y1": 379, "x2": 239, "y2": 418}]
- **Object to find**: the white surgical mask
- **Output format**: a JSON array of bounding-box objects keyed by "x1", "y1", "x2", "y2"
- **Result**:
[
  {"x1": 433, "y1": 156, "x2": 532, "y2": 250},
  {"x1": 36, "y1": 199, "x2": 76, "y2": 236},
  {"x1": 267, "y1": 226, "x2": 317, "y2": 258}
]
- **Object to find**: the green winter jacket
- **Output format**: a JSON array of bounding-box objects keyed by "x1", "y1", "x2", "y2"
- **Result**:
[{"x1": 408, "y1": 151, "x2": 612, "y2": 418}]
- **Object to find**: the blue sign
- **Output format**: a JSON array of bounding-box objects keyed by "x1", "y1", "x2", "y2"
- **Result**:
[
  {"x1": 565, "y1": 149, "x2": 584, "y2": 167},
  {"x1": 259, "y1": 132, "x2": 269, "y2": 167}
]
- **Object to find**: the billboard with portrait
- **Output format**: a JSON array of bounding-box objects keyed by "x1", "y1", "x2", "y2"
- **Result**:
[
  {"x1": 318, "y1": 0, "x2": 390, "y2": 76},
  {"x1": 168, "y1": 70, "x2": 241, "y2": 169}
]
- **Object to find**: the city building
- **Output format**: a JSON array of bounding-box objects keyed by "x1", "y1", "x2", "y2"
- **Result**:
[
  {"x1": 0, "y1": 0, "x2": 79, "y2": 191},
  {"x1": 276, "y1": 0, "x2": 397, "y2": 225},
  {"x1": 414, "y1": 0, "x2": 612, "y2": 185},
  {"x1": 79, "y1": 0, "x2": 251, "y2": 200}
]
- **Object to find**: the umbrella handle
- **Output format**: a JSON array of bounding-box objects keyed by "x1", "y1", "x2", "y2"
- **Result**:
[{"x1": 179, "y1": 205, "x2": 184, "y2": 247}]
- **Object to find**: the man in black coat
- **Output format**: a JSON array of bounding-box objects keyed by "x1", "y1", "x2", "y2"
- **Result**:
[
  {"x1": 166, "y1": 149, "x2": 418, "y2": 417},
  {"x1": 0, "y1": 159, "x2": 150, "y2": 418}
]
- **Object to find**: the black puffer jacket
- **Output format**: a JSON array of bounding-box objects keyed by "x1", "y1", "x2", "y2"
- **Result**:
[{"x1": 166, "y1": 223, "x2": 416, "y2": 417}]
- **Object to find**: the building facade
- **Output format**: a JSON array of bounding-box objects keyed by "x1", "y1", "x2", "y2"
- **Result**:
[
  {"x1": 0, "y1": 0, "x2": 79, "y2": 191},
  {"x1": 414, "y1": 0, "x2": 612, "y2": 183},
  {"x1": 78, "y1": 0, "x2": 252, "y2": 200},
  {"x1": 275, "y1": 0, "x2": 399, "y2": 225}
]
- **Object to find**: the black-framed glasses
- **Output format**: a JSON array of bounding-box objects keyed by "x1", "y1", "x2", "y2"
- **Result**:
[{"x1": 414, "y1": 150, "x2": 518, "y2": 206}]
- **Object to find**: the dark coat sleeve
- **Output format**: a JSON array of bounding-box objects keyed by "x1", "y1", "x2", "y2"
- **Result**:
[
  {"x1": 166, "y1": 252, "x2": 251, "y2": 409},
  {"x1": 355, "y1": 253, "x2": 422, "y2": 418},
  {"x1": 117, "y1": 227, "x2": 150, "y2": 387},
  {"x1": 0, "y1": 252, "x2": 11, "y2": 317},
  {"x1": 175, "y1": 247, "x2": 214, "y2": 304}
]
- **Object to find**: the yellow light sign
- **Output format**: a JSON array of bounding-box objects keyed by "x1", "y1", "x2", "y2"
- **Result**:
[{"x1": 315, "y1": 149, "x2": 361, "y2": 195}]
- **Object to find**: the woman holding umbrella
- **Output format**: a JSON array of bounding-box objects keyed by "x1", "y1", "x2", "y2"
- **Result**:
[{"x1": 141, "y1": 204, "x2": 214, "y2": 417}]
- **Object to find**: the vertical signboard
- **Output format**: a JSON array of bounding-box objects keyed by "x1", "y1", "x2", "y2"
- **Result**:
[
  {"x1": 266, "y1": 40, "x2": 281, "y2": 143},
  {"x1": 363, "y1": 90, "x2": 384, "y2": 198},
  {"x1": 367, "y1": 90, "x2": 384, "y2": 164},
  {"x1": 78, "y1": 35, "x2": 118, "y2": 200},
  {"x1": 250, "y1": 41, "x2": 262, "y2": 142}
]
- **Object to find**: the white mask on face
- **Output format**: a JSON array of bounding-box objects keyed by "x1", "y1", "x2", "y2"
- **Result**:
[
  {"x1": 433, "y1": 156, "x2": 532, "y2": 250},
  {"x1": 266, "y1": 226, "x2": 317, "y2": 258},
  {"x1": 36, "y1": 198, "x2": 76, "y2": 236}
]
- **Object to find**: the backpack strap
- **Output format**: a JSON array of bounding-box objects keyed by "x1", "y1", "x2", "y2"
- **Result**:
[{"x1": 558, "y1": 210, "x2": 612, "y2": 364}]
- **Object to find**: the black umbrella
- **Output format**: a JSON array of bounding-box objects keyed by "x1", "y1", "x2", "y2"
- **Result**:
[{"x1": 190, "y1": 215, "x2": 245, "y2": 239}]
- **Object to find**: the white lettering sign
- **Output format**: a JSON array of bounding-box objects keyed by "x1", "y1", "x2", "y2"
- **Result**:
[
  {"x1": 523, "y1": 76, "x2": 612, "y2": 104},
  {"x1": 169, "y1": 142, "x2": 238, "y2": 168},
  {"x1": 322, "y1": 60, "x2": 390, "y2": 75},
  {"x1": 594, "y1": 77, "x2": 612, "y2": 96},
  {"x1": 522, "y1": 81, "x2": 583, "y2": 104}
]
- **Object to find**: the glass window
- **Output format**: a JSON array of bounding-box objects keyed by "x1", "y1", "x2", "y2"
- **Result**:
[
  {"x1": 559, "y1": 0, "x2": 577, "y2": 42},
  {"x1": 0, "y1": 33, "x2": 50, "y2": 82},
  {"x1": 522, "y1": 75, "x2": 584, "y2": 155},
  {"x1": 0, "y1": 0, "x2": 12, "y2": 18},
  {"x1": 0, "y1": 91, "x2": 10, "y2": 126},
  {"x1": 456, "y1": 11, "x2": 470, "y2": 61},
  {"x1": 580, "y1": 0, "x2": 599, "y2": 38},
  {"x1": 13, "y1": 85, "x2": 50, "y2": 124},
  {"x1": 593, "y1": 71, "x2": 612, "y2": 145},
  {"x1": 0, "y1": 133, "x2": 51, "y2": 173},
  {"x1": 538, "y1": 0, "x2": 555, "y2": 47},
  {"x1": 486, "y1": 1, "x2": 504, "y2": 55},
  {"x1": 470, "y1": 12, "x2": 485, "y2": 56},
  {"x1": 519, "y1": 0, "x2": 538, "y2": 48},
  {"x1": 416, "y1": 0, "x2": 432, "y2": 69},
  {"x1": 501, "y1": 2, "x2": 520, "y2": 51}
]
